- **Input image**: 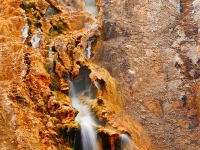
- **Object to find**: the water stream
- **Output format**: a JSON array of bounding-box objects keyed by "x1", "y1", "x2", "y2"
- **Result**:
[
  {"x1": 86, "y1": 38, "x2": 95, "y2": 59},
  {"x1": 121, "y1": 134, "x2": 135, "y2": 150},
  {"x1": 70, "y1": 1, "x2": 135, "y2": 149},
  {"x1": 84, "y1": 0, "x2": 98, "y2": 24},
  {"x1": 70, "y1": 67, "x2": 98, "y2": 150},
  {"x1": 84, "y1": 0, "x2": 98, "y2": 59}
]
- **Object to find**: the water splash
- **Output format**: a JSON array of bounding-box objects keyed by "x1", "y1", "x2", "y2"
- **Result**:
[
  {"x1": 70, "y1": 67, "x2": 98, "y2": 150},
  {"x1": 121, "y1": 134, "x2": 135, "y2": 150},
  {"x1": 30, "y1": 33, "x2": 42, "y2": 48},
  {"x1": 21, "y1": 25, "x2": 29, "y2": 39}
]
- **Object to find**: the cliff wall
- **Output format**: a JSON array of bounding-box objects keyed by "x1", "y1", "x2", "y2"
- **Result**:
[{"x1": 92, "y1": 0, "x2": 200, "y2": 149}]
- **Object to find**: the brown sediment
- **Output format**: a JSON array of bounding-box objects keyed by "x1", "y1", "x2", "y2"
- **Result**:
[{"x1": 0, "y1": 0, "x2": 151, "y2": 149}]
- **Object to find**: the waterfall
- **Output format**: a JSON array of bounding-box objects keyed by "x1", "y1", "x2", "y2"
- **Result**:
[
  {"x1": 84, "y1": 0, "x2": 98, "y2": 23},
  {"x1": 86, "y1": 38, "x2": 95, "y2": 59},
  {"x1": 70, "y1": 67, "x2": 98, "y2": 150},
  {"x1": 86, "y1": 40, "x2": 92, "y2": 59},
  {"x1": 121, "y1": 134, "x2": 135, "y2": 150},
  {"x1": 84, "y1": 0, "x2": 98, "y2": 58}
]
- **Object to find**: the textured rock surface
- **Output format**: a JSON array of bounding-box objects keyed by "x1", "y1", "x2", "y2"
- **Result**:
[
  {"x1": 0, "y1": 0, "x2": 147, "y2": 149},
  {"x1": 92, "y1": 0, "x2": 200, "y2": 149},
  {"x1": 2, "y1": 0, "x2": 200, "y2": 150}
]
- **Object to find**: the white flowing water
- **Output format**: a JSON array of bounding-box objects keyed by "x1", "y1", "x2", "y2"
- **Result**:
[
  {"x1": 121, "y1": 134, "x2": 135, "y2": 150},
  {"x1": 86, "y1": 38, "x2": 95, "y2": 59},
  {"x1": 70, "y1": 79, "x2": 98, "y2": 150},
  {"x1": 85, "y1": 0, "x2": 98, "y2": 24},
  {"x1": 86, "y1": 40, "x2": 92, "y2": 59},
  {"x1": 84, "y1": 0, "x2": 98, "y2": 58},
  {"x1": 30, "y1": 33, "x2": 41, "y2": 48}
]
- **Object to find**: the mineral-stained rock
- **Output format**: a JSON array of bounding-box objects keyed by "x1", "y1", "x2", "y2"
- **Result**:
[
  {"x1": 55, "y1": 61, "x2": 65, "y2": 78},
  {"x1": 5, "y1": 0, "x2": 199, "y2": 150},
  {"x1": 57, "y1": 104, "x2": 78, "y2": 124},
  {"x1": 97, "y1": 127, "x2": 121, "y2": 150},
  {"x1": 48, "y1": 0, "x2": 84, "y2": 12},
  {"x1": 54, "y1": 35, "x2": 74, "y2": 72},
  {"x1": 39, "y1": 18, "x2": 52, "y2": 34},
  {"x1": 35, "y1": 0, "x2": 50, "y2": 15},
  {"x1": 60, "y1": 12, "x2": 94, "y2": 30},
  {"x1": 91, "y1": 0, "x2": 200, "y2": 149}
]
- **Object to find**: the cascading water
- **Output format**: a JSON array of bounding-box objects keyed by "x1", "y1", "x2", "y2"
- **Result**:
[
  {"x1": 84, "y1": 0, "x2": 98, "y2": 24},
  {"x1": 86, "y1": 38, "x2": 95, "y2": 59},
  {"x1": 84, "y1": 0, "x2": 99, "y2": 59},
  {"x1": 121, "y1": 134, "x2": 135, "y2": 150},
  {"x1": 70, "y1": 67, "x2": 98, "y2": 150},
  {"x1": 69, "y1": 1, "x2": 136, "y2": 149}
]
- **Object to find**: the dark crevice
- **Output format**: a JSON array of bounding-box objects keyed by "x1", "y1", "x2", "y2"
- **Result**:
[
  {"x1": 45, "y1": 5, "x2": 60, "y2": 18},
  {"x1": 24, "y1": 53, "x2": 31, "y2": 76}
]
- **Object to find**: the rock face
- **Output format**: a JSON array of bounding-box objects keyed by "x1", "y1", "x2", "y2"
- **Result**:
[
  {"x1": 1, "y1": 0, "x2": 200, "y2": 150},
  {"x1": 92, "y1": 0, "x2": 200, "y2": 149},
  {"x1": 0, "y1": 0, "x2": 148, "y2": 150}
]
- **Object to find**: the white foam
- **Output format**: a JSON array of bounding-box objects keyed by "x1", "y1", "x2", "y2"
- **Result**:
[
  {"x1": 70, "y1": 81, "x2": 98, "y2": 150},
  {"x1": 21, "y1": 25, "x2": 29, "y2": 38},
  {"x1": 31, "y1": 33, "x2": 42, "y2": 48},
  {"x1": 121, "y1": 134, "x2": 135, "y2": 150},
  {"x1": 86, "y1": 38, "x2": 95, "y2": 59}
]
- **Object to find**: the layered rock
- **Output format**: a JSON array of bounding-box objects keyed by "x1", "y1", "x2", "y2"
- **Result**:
[{"x1": 0, "y1": 0, "x2": 149, "y2": 149}]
